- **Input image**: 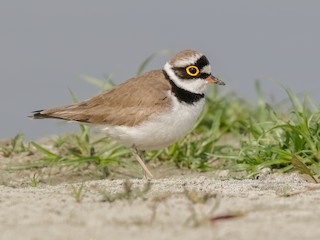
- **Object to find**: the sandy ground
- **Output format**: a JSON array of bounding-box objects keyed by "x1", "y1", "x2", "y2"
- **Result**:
[{"x1": 1, "y1": 150, "x2": 320, "y2": 240}]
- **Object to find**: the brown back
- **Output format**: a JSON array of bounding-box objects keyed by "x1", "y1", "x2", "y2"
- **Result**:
[{"x1": 39, "y1": 70, "x2": 172, "y2": 126}]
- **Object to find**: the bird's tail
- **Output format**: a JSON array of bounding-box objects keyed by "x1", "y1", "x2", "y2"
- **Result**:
[{"x1": 28, "y1": 110, "x2": 65, "y2": 120}]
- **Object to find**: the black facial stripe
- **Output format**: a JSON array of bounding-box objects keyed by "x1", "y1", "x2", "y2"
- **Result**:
[
  {"x1": 200, "y1": 73, "x2": 210, "y2": 79},
  {"x1": 172, "y1": 67, "x2": 210, "y2": 80},
  {"x1": 172, "y1": 55, "x2": 211, "y2": 80},
  {"x1": 195, "y1": 55, "x2": 210, "y2": 70},
  {"x1": 162, "y1": 70, "x2": 204, "y2": 104},
  {"x1": 172, "y1": 67, "x2": 190, "y2": 79}
]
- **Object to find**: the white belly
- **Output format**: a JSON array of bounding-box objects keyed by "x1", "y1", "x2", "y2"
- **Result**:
[{"x1": 99, "y1": 96, "x2": 205, "y2": 150}]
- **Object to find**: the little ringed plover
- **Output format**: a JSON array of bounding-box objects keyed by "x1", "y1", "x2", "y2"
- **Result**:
[{"x1": 30, "y1": 49, "x2": 225, "y2": 178}]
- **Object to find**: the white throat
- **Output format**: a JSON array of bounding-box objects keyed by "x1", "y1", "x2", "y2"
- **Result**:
[{"x1": 163, "y1": 62, "x2": 209, "y2": 94}]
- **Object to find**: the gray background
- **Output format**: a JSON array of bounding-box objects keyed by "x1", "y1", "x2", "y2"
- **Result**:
[{"x1": 1, "y1": 0, "x2": 319, "y2": 140}]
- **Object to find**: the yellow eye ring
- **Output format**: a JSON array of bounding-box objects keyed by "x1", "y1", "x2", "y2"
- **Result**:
[{"x1": 186, "y1": 65, "x2": 200, "y2": 76}]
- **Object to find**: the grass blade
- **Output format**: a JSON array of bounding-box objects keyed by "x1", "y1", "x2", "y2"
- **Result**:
[
  {"x1": 31, "y1": 142, "x2": 59, "y2": 158},
  {"x1": 291, "y1": 155, "x2": 318, "y2": 183},
  {"x1": 136, "y1": 49, "x2": 171, "y2": 75}
]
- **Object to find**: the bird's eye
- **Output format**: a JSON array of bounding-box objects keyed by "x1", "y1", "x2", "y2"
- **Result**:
[{"x1": 186, "y1": 66, "x2": 200, "y2": 76}]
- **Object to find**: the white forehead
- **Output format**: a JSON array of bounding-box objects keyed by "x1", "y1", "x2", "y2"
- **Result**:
[
  {"x1": 201, "y1": 65, "x2": 211, "y2": 74},
  {"x1": 173, "y1": 53, "x2": 203, "y2": 67}
]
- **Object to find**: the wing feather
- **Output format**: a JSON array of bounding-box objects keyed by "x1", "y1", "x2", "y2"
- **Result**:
[{"x1": 33, "y1": 70, "x2": 172, "y2": 126}]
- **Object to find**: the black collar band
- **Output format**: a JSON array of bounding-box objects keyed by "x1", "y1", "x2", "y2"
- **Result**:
[{"x1": 163, "y1": 70, "x2": 204, "y2": 104}]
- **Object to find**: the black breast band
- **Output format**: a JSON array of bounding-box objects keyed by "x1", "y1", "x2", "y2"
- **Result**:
[{"x1": 163, "y1": 70, "x2": 204, "y2": 104}]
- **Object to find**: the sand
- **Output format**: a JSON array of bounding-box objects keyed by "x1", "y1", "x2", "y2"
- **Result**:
[{"x1": 1, "y1": 164, "x2": 320, "y2": 240}]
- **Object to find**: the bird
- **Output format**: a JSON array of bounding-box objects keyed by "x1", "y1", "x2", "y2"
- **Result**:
[{"x1": 30, "y1": 49, "x2": 225, "y2": 178}]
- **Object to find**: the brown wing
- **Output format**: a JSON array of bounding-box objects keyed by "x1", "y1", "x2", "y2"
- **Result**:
[{"x1": 32, "y1": 70, "x2": 172, "y2": 126}]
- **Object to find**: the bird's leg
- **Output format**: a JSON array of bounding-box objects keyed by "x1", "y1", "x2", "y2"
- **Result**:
[{"x1": 132, "y1": 146, "x2": 154, "y2": 179}]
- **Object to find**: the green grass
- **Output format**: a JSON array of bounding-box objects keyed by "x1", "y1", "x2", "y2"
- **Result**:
[
  {"x1": 71, "y1": 183, "x2": 85, "y2": 203},
  {"x1": 99, "y1": 179, "x2": 151, "y2": 202},
  {"x1": 26, "y1": 128, "x2": 132, "y2": 176},
  {"x1": 1, "y1": 133, "x2": 31, "y2": 157},
  {"x1": 1, "y1": 52, "x2": 320, "y2": 180},
  {"x1": 30, "y1": 173, "x2": 40, "y2": 187}
]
